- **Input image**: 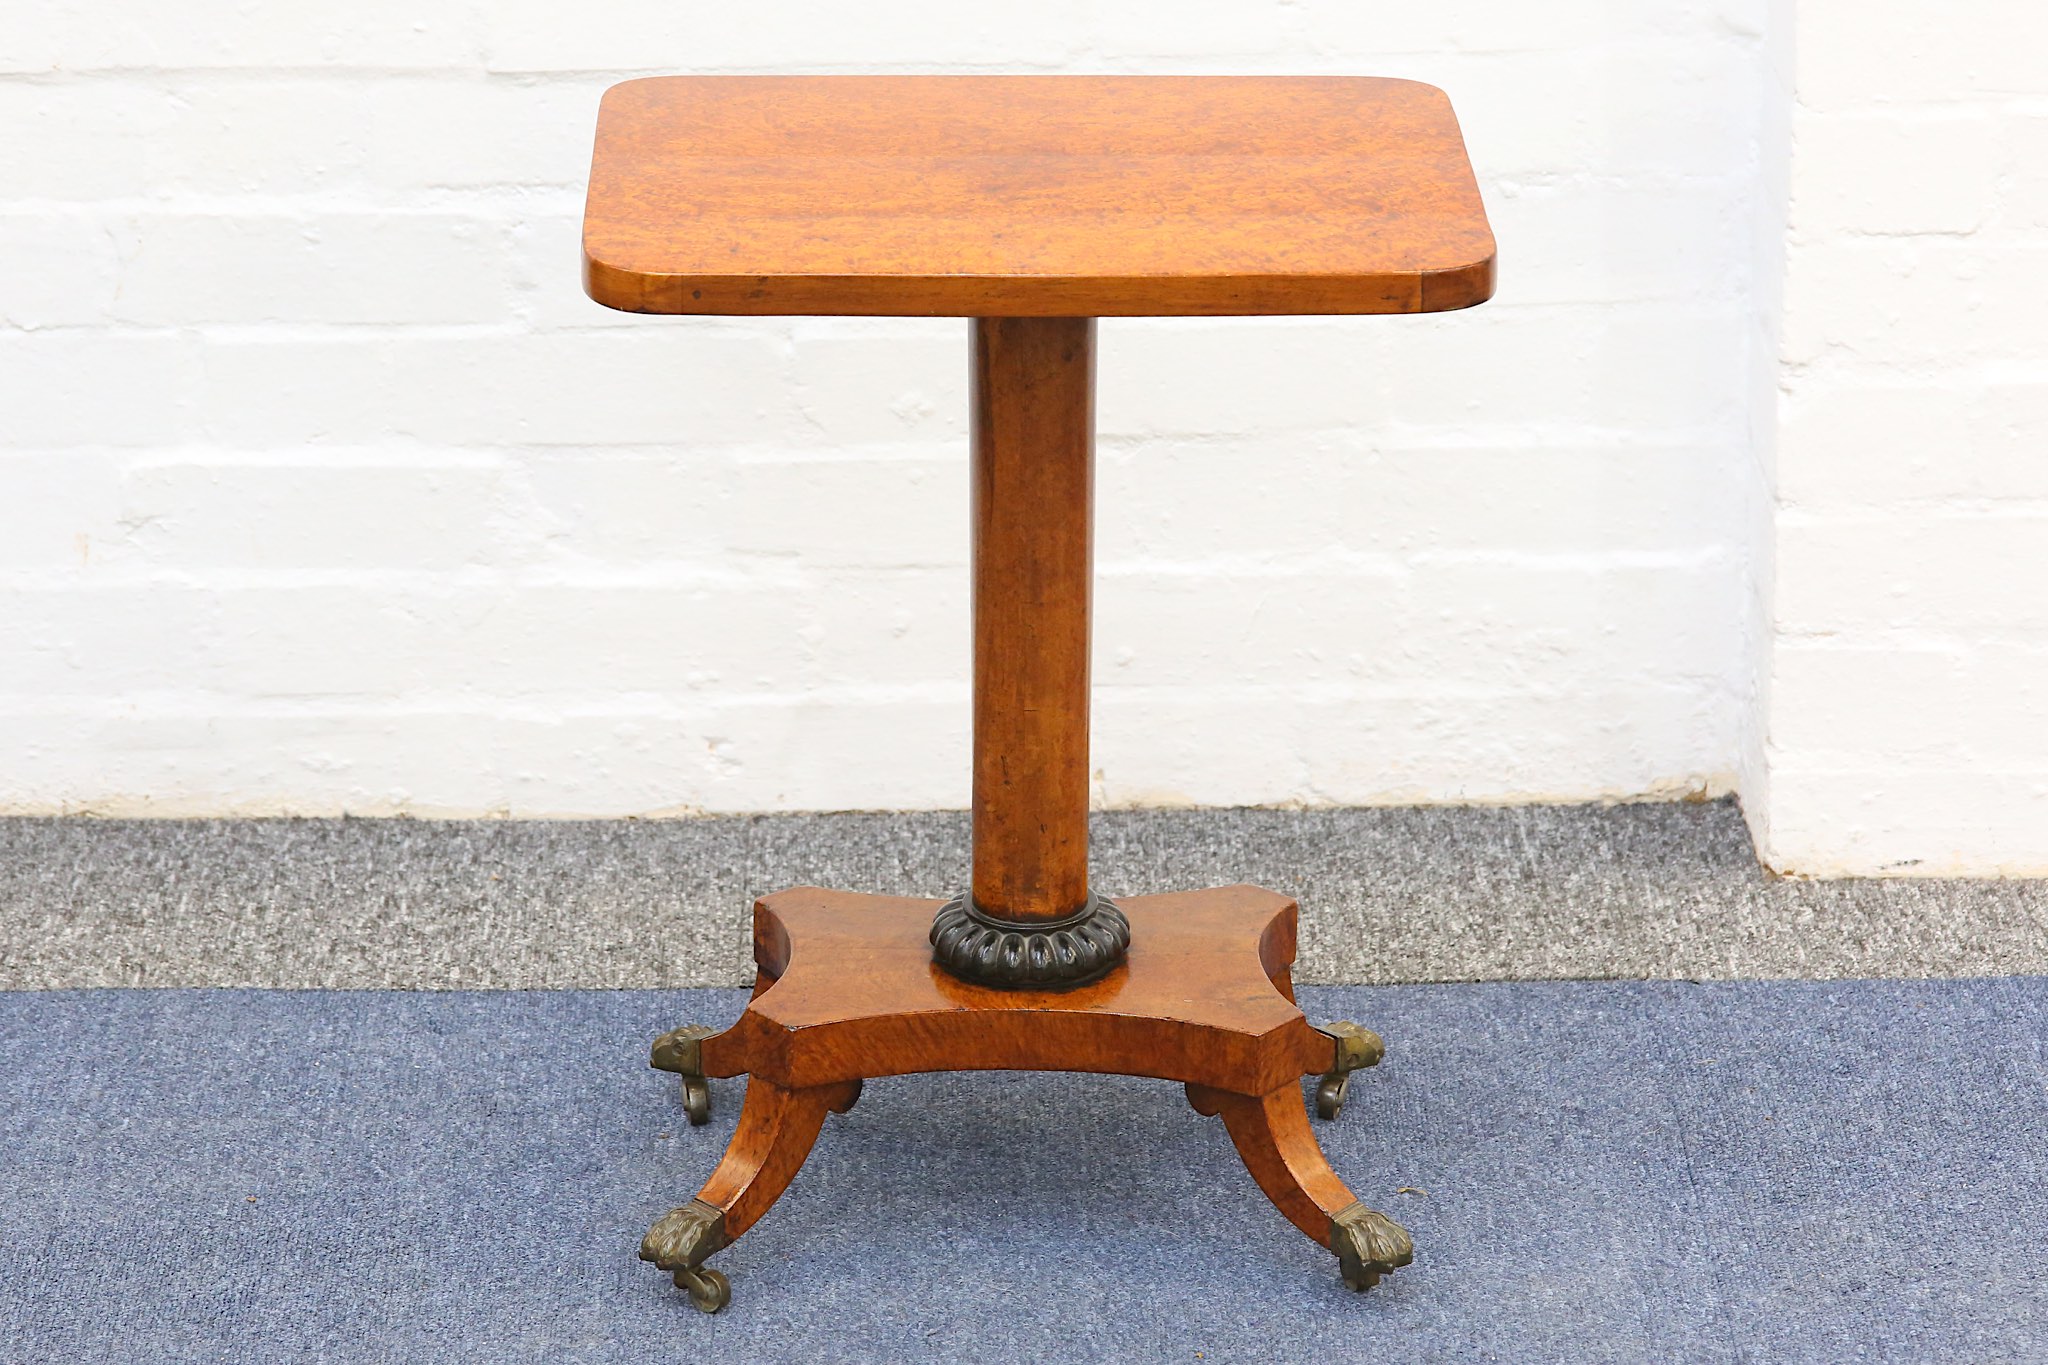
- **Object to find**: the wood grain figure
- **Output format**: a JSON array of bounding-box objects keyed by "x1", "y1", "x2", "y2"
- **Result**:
[
  {"x1": 970, "y1": 317, "x2": 1095, "y2": 923},
  {"x1": 585, "y1": 76, "x2": 1495, "y2": 317}
]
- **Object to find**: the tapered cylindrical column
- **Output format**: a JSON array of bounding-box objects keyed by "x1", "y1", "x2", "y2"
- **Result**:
[
  {"x1": 930, "y1": 317, "x2": 1129, "y2": 988},
  {"x1": 972, "y1": 316, "x2": 1094, "y2": 920}
]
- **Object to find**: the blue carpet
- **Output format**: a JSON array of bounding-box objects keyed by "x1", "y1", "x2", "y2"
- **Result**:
[{"x1": 2, "y1": 979, "x2": 2043, "y2": 1363}]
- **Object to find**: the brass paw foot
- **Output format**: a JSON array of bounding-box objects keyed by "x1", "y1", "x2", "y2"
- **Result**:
[
  {"x1": 1311, "y1": 1021, "x2": 1384, "y2": 1120},
  {"x1": 1330, "y1": 1203, "x2": 1412, "y2": 1292},
  {"x1": 641, "y1": 1198, "x2": 733, "y2": 1313},
  {"x1": 651, "y1": 1025, "x2": 719, "y2": 1126}
]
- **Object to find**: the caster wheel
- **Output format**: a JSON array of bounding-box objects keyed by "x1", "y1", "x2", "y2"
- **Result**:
[
  {"x1": 681, "y1": 1077, "x2": 711, "y2": 1126},
  {"x1": 1314, "y1": 1072, "x2": 1349, "y2": 1121},
  {"x1": 674, "y1": 1265, "x2": 730, "y2": 1314},
  {"x1": 1341, "y1": 1262, "x2": 1383, "y2": 1293}
]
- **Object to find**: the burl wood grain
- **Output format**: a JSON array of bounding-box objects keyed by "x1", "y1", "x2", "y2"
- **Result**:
[
  {"x1": 694, "y1": 1076, "x2": 860, "y2": 1239},
  {"x1": 1185, "y1": 1083, "x2": 1362, "y2": 1247},
  {"x1": 583, "y1": 75, "x2": 1496, "y2": 317},
  {"x1": 697, "y1": 885, "x2": 1340, "y2": 1096},
  {"x1": 970, "y1": 317, "x2": 1094, "y2": 922},
  {"x1": 671, "y1": 884, "x2": 1374, "y2": 1268}
]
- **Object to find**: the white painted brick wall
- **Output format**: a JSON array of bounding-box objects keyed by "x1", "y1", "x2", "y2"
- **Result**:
[
  {"x1": 4, "y1": 0, "x2": 1960, "y2": 840},
  {"x1": 1749, "y1": 0, "x2": 2048, "y2": 873}
]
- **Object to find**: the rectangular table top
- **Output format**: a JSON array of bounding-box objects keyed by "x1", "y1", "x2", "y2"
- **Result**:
[{"x1": 582, "y1": 76, "x2": 1495, "y2": 318}]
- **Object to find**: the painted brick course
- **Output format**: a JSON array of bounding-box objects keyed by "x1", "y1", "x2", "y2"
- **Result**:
[{"x1": 1756, "y1": 0, "x2": 2048, "y2": 873}]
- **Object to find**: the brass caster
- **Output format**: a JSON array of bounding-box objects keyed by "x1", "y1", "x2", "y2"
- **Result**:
[
  {"x1": 1331, "y1": 1203, "x2": 1413, "y2": 1293},
  {"x1": 1342, "y1": 1263, "x2": 1383, "y2": 1292},
  {"x1": 652, "y1": 1025, "x2": 719, "y2": 1125},
  {"x1": 651, "y1": 1024, "x2": 718, "y2": 1075},
  {"x1": 673, "y1": 1265, "x2": 730, "y2": 1314},
  {"x1": 681, "y1": 1076, "x2": 711, "y2": 1126},
  {"x1": 1312, "y1": 1020, "x2": 1384, "y2": 1122},
  {"x1": 642, "y1": 1198, "x2": 732, "y2": 1310}
]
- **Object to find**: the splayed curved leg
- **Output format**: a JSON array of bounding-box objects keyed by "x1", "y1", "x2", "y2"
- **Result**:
[
  {"x1": 641, "y1": 1075, "x2": 860, "y2": 1312},
  {"x1": 1185, "y1": 1081, "x2": 1413, "y2": 1291}
]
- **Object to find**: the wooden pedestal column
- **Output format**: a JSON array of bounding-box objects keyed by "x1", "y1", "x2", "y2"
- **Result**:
[
  {"x1": 969, "y1": 316, "x2": 1094, "y2": 924},
  {"x1": 929, "y1": 317, "x2": 1131, "y2": 988}
]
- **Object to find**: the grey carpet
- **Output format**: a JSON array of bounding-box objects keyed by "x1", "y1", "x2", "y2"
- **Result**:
[
  {"x1": 2, "y1": 979, "x2": 2042, "y2": 1363},
  {"x1": 4, "y1": 800, "x2": 2045, "y2": 989}
]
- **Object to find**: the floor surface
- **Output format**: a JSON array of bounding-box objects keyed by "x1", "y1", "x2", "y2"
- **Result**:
[
  {"x1": 4, "y1": 979, "x2": 2043, "y2": 1363},
  {"x1": 6, "y1": 801, "x2": 2045, "y2": 988}
]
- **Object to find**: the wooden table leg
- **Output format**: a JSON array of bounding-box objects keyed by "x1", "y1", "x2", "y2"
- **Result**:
[
  {"x1": 1186, "y1": 1082, "x2": 1416, "y2": 1292},
  {"x1": 640, "y1": 1076, "x2": 861, "y2": 1313},
  {"x1": 929, "y1": 316, "x2": 1130, "y2": 988}
]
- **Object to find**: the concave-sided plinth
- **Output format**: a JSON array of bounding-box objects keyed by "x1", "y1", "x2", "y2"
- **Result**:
[{"x1": 640, "y1": 886, "x2": 1412, "y2": 1310}]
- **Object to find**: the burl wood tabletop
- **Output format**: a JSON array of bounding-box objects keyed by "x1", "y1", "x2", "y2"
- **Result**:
[{"x1": 583, "y1": 75, "x2": 1496, "y2": 317}]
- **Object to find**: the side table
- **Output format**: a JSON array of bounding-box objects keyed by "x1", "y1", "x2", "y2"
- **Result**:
[{"x1": 581, "y1": 75, "x2": 1495, "y2": 1312}]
